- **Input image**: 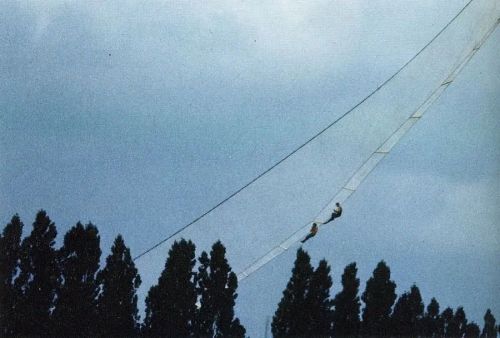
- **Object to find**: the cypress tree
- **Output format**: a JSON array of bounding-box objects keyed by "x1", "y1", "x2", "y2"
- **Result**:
[
  {"x1": 407, "y1": 285, "x2": 424, "y2": 335},
  {"x1": 14, "y1": 210, "x2": 58, "y2": 336},
  {"x1": 305, "y1": 259, "x2": 334, "y2": 336},
  {"x1": 465, "y1": 322, "x2": 481, "y2": 338},
  {"x1": 422, "y1": 297, "x2": 441, "y2": 337},
  {"x1": 332, "y1": 262, "x2": 361, "y2": 337},
  {"x1": 272, "y1": 248, "x2": 313, "y2": 337},
  {"x1": 455, "y1": 307, "x2": 468, "y2": 337},
  {"x1": 97, "y1": 235, "x2": 141, "y2": 337},
  {"x1": 0, "y1": 214, "x2": 23, "y2": 336},
  {"x1": 441, "y1": 307, "x2": 454, "y2": 337},
  {"x1": 194, "y1": 251, "x2": 212, "y2": 336},
  {"x1": 52, "y1": 222, "x2": 101, "y2": 336},
  {"x1": 144, "y1": 239, "x2": 197, "y2": 337},
  {"x1": 361, "y1": 260, "x2": 397, "y2": 337},
  {"x1": 392, "y1": 292, "x2": 410, "y2": 337},
  {"x1": 194, "y1": 241, "x2": 245, "y2": 338},
  {"x1": 480, "y1": 309, "x2": 496, "y2": 338},
  {"x1": 390, "y1": 284, "x2": 424, "y2": 337},
  {"x1": 446, "y1": 306, "x2": 468, "y2": 338}
]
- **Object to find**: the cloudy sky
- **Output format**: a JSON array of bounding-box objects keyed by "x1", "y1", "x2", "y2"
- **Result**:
[{"x1": 1, "y1": 1, "x2": 498, "y2": 336}]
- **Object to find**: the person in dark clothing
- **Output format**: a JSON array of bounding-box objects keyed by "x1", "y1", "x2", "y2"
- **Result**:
[
  {"x1": 300, "y1": 203, "x2": 343, "y2": 244},
  {"x1": 301, "y1": 223, "x2": 318, "y2": 243},
  {"x1": 322, "y1": 202, "x2": 342, "y2": 225}
]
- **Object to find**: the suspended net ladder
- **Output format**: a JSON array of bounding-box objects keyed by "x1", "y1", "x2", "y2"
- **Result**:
[{"x1": 133, "y1": 0, "x2": 500, "y2": 286}]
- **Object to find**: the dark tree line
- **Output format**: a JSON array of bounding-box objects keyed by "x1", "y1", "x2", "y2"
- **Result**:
[
  {"x1": 1, "y1": 211, "x2": 498, "y2": 337},
  {"x1": 0, "y1": 211, "x2": 245, "y2": 337},
  {"x1": 142, "y1": 239, "x2": 244, "y2": 337},
  {"x1": 272, "y1": 249, "x2": 498, "y2": 338}
]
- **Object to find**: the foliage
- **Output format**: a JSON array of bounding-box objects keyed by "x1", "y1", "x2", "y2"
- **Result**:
[
  {"x1": 391, "y1": 284, "x2": 424, "y2": 337},
  {"x1": 14, "y1": 210, "x2": 59, "y2": 336},
  {"x1": 481, "y1": 309, "x2": 497, "y2": 338},
  {"x1": 332, "y1": 262, "x2": 361, "y2": 337},
  {"x1": 2, "y1": 211, "x2": 497, "y2": 338},
  {"x1": 272, "y1": 249, "x2": 334, "y2": 337},
  {"x1": 306, "y1": 259, "x2": 334, "y2": 336},
  {"x1": 52, "y1": 222, "x2": 101, "y2": 336},
  {"x1": 272, "y1": 248, "x2": 314, "y2": 337},
  {"x1": 97, "y1": 235, "x2": 142, "y2": 337},
  {"x1": 195, "y1": 241, "x2": 245, "y2": 338},
  {"x1": 0, "y1": 214, "x2": 23, "y2": 336},
  {"x1": 143, "y1": 239, "x2": 197, "y2": 337},
  {"x1": 422, "y1": 297, "x2": 441, "y2": 337},
  {"x1": 361, "y1": 260, "x2": 397, "y2": 336}
]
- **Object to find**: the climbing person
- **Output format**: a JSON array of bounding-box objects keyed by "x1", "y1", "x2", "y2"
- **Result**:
[
  {"x1": 300, "y1": 203, "x2": 342, "y2": 244},
  {"x1": 323, "y1": 202, "x2": 342, "y2": 225},
  {"x1": 301, "y1": 223, "x2": 318, "y2": 243}
]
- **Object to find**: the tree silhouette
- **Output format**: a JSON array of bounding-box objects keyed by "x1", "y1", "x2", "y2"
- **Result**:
[
  {"x1": 445, "y1": 306, "x2": 468, "y2": 338},
  {"x1": 422, "y1": 297, "x2": 441, "y2": 337},
  {"x1": 305, "y1": 259, "x2": 333, "y2": 336},
  {"x1": 97, "y1": 234, "x2": 141, "y2": 337},
  {"x1": 52, "y1": 222, "x2": 101, "y2": 336},
  {"x1": 0, "y1": 214, "x2": 23, "y2": 336},
  {"x1": 144, "y1": 239, "x2": 197, "y2": 337},
  {"x1": 465, "y1": 322, "x2": 481, "y2": 338},
  {"x1": 391, "y1": 292, "x2": 411, "y2": 336},
  {"x1": 441, "y1": 307, "x2": 454, "y2": 337},
  {"x1": 272, "y1": 248, "x2": 314, "y2": 337},
  {"x1": 361, "y1": 260, "x2": 397, "y2": 336},
  {"x1": 3, "y1": 208, "x2": 498, "y2": 338},
  {"x1": 194, "y1": 241, "x2": 245, "y2": 338},
  {"x1": 391, "y1": 284, "x2": 424, "y2": 337},
  {"x1": 455, "y1": 307, "x2": 468, "y2": 337},
  {"x1": 195, "y1": 251, "x2": 212, "y2": 336},
  {"x1": 14, "y1": 210, "x2": 58, "y2": 336},
  {"x1": 332, "y1": 262, "x2": 361, "y2": 337},
  {"x1": 480, "y1": 309, "x2": 497, "y2": 338}
]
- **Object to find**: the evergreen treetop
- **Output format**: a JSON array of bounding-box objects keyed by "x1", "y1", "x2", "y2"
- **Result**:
[
  {"x1": 441, "y1": 307, "x2": 454, "y2": 337},
  {"x1": 305, "y1": 259, "x2": 334, "y2": 336},
  {"x1": 361, "y1": 260, "x2": 397, "y2": 337},
  {"x1": 272, "y1": 248, "x2": 314, "y2": 338},
  {"x1": 144, "y1": 238, "x2": 197, "y2": 337},
  {"x1": 0, "y1": 214, "x2": 23, "y2": 286},
  {"x1": 481, "y1": 309, "x2": 497, "y2": 338},
  {"x1": 332, "y1": 262, "x2": 361, "y2": 337},
  {"x1": 14, "y1": 210, "x2": 58, "y2": 336},
  {"x1": 391, "y1": 284, "x2": 424, "y2": 337},
  {"x1": 52, "y1": 222, "x2": 101, "y2": 336},
  {"x1": 195, "y1": 240, "x2": 245, "y2": 338},
  {"x1": 422, "y1": 297, "x2": 441, "y2": 337},
  {"x1": 97, "y1": 234, "x2": 142, "y2": 337},
  {"x1": 465, "y1": 322, "x2": 481, "y2": 338},
  {"x1": 0, "y1": 214, "x2": 23, "y2": 336}
]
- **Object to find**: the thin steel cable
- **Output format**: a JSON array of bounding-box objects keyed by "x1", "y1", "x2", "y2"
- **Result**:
[
  {"x1": 237, "y1": 13, "x2": 500, "y2": 283},
  {"x1": 133, "y1": 0, "x2": 475, "y2": 261}
]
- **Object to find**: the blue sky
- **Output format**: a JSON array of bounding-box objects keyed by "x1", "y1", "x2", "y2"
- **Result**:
[
  {"x1": 236, "y1": 25, "x2": 500, "y2": 336},
  {"x1": 1, "y1": 1, "x2": 498, "y2": 336}
]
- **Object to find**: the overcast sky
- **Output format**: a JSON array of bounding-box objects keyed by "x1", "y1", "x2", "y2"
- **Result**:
[{"x1": 1, "y1": 1, "x2": 498, "y2": 336}]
